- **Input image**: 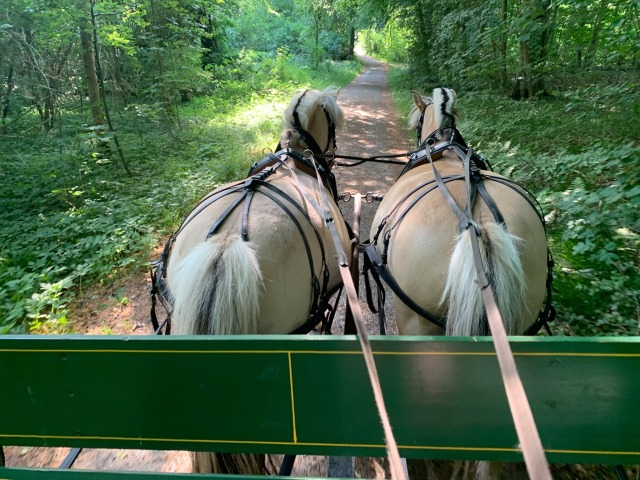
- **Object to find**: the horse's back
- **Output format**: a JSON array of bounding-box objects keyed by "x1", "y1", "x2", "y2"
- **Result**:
[{"x1": 371, "y1": 165, "x2": 547, "y2": 336}]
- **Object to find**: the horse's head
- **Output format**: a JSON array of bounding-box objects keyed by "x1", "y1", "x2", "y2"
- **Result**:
[
  {"x1": 409, "y1": 88, "x2": 459, "y2": 147},
  {"x1": 279, "y1": 87, "x2": 344, "y2": 157}
]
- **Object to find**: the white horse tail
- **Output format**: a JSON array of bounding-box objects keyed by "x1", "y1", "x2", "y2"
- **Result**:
[
  {"x1": 441, "y1": 223, "x2": 527, "y2": 336},
  {"x1": 171, "y1": 234, "x2": 262, "y2": 336}
]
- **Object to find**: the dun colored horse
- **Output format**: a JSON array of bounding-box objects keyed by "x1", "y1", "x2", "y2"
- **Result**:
[
  {"x1": 366, "y1": 87, "x2": 553, "y2": 479},
  {"x1": 368, "y1": 87, "x2": 552, "y2": 338},
  {"x1": 158, "y1": 87, "x2": 351, "y2": 474}
]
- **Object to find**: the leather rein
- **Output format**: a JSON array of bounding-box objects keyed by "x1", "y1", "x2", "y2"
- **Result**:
[{"x1": 364, "y1": 119, "x2": 554, "y2": 477}]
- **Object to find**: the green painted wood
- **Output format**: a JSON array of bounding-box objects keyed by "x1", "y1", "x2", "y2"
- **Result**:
[
  {"x1": 0, "y1": 466, "x2": 321, "y2": 479},
  {"x1": 1, "y1": 335, "x2": 639, "y2": 466}
]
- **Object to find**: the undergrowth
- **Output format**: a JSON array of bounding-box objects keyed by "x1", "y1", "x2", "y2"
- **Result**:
[
  {"x1": 389, "y1": 67, "x2": 639, "y2": 336},
  {"x1": 0, "y1": 54, "x2": 361, "y2": 334}
]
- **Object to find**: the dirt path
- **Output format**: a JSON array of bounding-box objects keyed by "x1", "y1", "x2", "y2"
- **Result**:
[
  {"x1": 4, "y1": 55, "x2": 409, "y2": 478},
  {"x1": 330, "y1": 54, "x2": 410, "y2": 339}
]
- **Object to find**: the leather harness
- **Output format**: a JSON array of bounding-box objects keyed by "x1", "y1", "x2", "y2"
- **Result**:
[{"x1": 363, "y1": 126, "x2": 555, "y2": 335}]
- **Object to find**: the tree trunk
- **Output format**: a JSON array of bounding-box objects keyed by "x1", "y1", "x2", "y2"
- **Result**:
[
  {"x1": 583, "y1": 12, "x2": 602, "y2": 69},
  {"x1": 90, "y1": 0, "x2": 132, "y2": 175},
  {"x1": 517, "y1": 40, "x2": 531, "y2": 99},
  {"x1": 313, "y1": 6, "x2": 321, "y2": 68},
  {"x1": 499, "y1": 0, "x2": 508, "y2": 92},
  {"x1": 1, "y1": 64, "x2": 14, "y2": 134},
  {"x1": 513, "y1": 0, "x2": 551, "y2": 98},
  {"x1": 80, "y1": 21, "x2": 104, "y2": 127},
  {"x1": 2, "y1": 64, "x2": 14, "y2": 120},
  {"x1": 349, "y1": 27, "x2": 355, "y2": 57},
  {"x1": 415, "y1": 1, "x2": 433, "y2": 76}
]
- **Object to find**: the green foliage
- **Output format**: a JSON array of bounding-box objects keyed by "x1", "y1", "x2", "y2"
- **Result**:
[
  {"x1": 461, "y1": 89, "x2": 638, "y2": 336},
  {"x1": 0, "y1": 0, "x2": 362, "y2": 333},
  {"x1": 228, "y1": 0, "x2": 355, "y2": 63},
  {"x1": 359, "y1": 15, "x2": 411, "y2": 63},
  {"x1": 361, "y1": 0, "x2": 639, "y2": 95},
  {"x1": 535, "y1": 144, "x2": 638, "y2": 336}
]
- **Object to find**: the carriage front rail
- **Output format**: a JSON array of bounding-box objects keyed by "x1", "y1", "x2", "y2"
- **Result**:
[{"x1": 1, "y1": 335, "x2": 639, "y2": 479}]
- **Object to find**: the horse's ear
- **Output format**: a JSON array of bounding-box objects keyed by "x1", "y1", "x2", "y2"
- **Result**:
[{"x1": 411, "y1": 91, "x2": 427, "y2": 111}]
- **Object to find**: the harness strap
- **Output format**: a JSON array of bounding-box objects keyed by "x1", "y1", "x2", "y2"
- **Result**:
[
  {"x1": 362, "y1": 243, "x2": 445, "y2": 329},
  {"x1": 367, "y1": 144, "x2": 555, "y2": 335},
  {"x1": 241, "y1": 189, "x2": 255, "y2": 241},
  {"x1": 249, "y1": 151, "x2": 338, "y2": 202},
  {"x1": 428, "y1": 147, "x2": 474, "y2": 232},
  {"x1": 473, "y1": 175, "x2": 557, "y2": 335},
  {"x1": 385, "y1": 176, "x2": 462, "y2": 236},
  {"x1": 242, "y1": 180, "x2": 327, "y2": 322},
  {"x1": 150, "y1": 154, "x2": 338, "y2": 335},
  {"x1": 441, "y1": 146, "x2": 553, "y2": 477},
  {"x1": 467, "y1": 216, "x2": 553, "y2": 480},
  {"x1": 476, "y1": 180, "x2": 506, "y2": 226},
  {"x1": 206, "y1": 190, "x2": 247, "y2": 239},
  {"x1": 404, "y1": 126, "x2": 489, "y2": 176}
]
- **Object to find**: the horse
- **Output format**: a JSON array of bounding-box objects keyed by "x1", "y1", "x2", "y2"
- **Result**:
[
  {"x1": 156, "y1": 87, "x2": 351, "y2": 475},
  {"x1": 366, "y1": 88, "x2": 553, "y2": 479}
]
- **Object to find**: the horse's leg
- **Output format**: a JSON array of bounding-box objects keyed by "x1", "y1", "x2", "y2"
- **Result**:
[
  {"x1": 476, "y1": 460, "x2": 528, "y2": 480},
  {"x1": 193, "y1": 452, "x2": 273, "y2": 475}
]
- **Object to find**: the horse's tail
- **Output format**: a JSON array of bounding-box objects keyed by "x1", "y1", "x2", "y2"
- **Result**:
[
  {"x1": 441, "y1": 223, "x2": 527, "y2": 336},
  {"x1": 171, "y1": 234, "x2": 271, "y2": 475},
  {"x1": 171, "y1": 234, "x2": 262, "y2": 336}
]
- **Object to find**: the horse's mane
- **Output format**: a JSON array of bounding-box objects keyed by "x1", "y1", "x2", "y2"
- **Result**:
[
  {"x1": 408, "y1": 88, "x2": 459, "y2": 130},
  {"x1": 283, "y1": 86, "x2": 345, "y2": 131}
]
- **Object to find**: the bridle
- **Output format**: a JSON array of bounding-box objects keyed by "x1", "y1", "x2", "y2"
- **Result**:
[
  {"x1": 276, "y1": 89, "x2": 337, "y2": 158},
  {"x1": 404, "y1": 104, "x2": 489, "y2": 176},
  {"x1": 415, "y1": 99, "x2": 468, "y2": 150}
]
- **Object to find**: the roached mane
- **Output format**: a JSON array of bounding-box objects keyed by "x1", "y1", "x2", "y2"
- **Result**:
[{"x1": 408, "y1": 88, "x2": 459, "y2": 130}]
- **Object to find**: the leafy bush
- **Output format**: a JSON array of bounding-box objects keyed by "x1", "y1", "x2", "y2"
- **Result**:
[{"x1": 359, "y1": 16, "x2": 411, "y2": 63}]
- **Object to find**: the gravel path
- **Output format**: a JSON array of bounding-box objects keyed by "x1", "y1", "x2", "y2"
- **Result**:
[
  {"x1": 329, "y1": 54, "x2": 410, "y2": 339},
  {"x1": 290, "y1": 54, "x2": 411, "y2": 478}
]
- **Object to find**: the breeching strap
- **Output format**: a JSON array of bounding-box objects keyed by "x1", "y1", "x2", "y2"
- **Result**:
[
  {"x1": 427, "y1": 146, "x2": 552, "y2": 480},
  {"x1": 305, "y1": 152, "x2": 406, "y2": 480}
]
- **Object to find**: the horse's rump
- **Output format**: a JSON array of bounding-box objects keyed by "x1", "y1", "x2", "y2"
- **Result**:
[
  {"x1": 373, "y1": 165, "x2": 548, "y2": 336},
  {"x1": 167, "y1": 171, "x2": 348, "y2": 335}
]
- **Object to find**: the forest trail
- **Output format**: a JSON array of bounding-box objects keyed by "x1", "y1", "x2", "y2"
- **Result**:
[
  {"x1": 288, "y1": 53, "x2": 411, "y2": 478},
  {"x1": 330, "y1": 53, "x2": 409, "y2": 339},
  {"x1": 3, "y1": 55, "x2": 409, "y2": 478}
]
